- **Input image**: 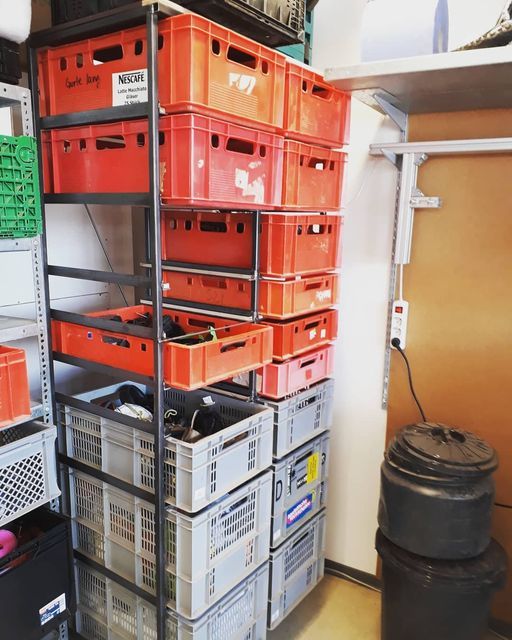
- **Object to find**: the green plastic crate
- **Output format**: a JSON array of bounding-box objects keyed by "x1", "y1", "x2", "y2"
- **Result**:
[{"x1": 0, "y1": 135, "x2": 42, "y2": 238}]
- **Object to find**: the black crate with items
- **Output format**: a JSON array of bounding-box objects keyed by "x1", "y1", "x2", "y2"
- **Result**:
[
  {"x1": 0, "y1": 508, "x2": 75, "y2": 640},
  {"x1": 0, "y1": 38, "x2": 21, "y2": 85},
  {"x1": 51, "y1": 0, "x2": 136, "y2": 25}
]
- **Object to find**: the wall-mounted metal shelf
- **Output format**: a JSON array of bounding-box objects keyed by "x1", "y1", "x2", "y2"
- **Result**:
[{"x1": 325, "y1": 47, "x2": 512, "y2": 115}]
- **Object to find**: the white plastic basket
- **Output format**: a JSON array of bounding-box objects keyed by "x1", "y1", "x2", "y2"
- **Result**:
[
  {"x1": 0, "y1": 422, "x2": 60, "y2": 527},
  {"x1": 75, "y1": 561, "x2": 269, "y2": 640},
  {"x1": 268, "y1": 511, "x2": 326, "y2": 630},
  {"x1": 70, "y1": 469, "x2": 272, "y2": 619},
  {"x1": 60, "y1": 384, "x2": 273, "y2": 513},
  {"x1": 270, "y1": 433, "x2": 329, "y2": 548}
]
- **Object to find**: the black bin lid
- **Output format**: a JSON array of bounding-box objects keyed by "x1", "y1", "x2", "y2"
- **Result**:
[
  {"x1": 376, "y1": 529, "x2": 508, "y2": 592},
  {"x1": 387, "y1": 422, "x2": 498, "y2": 479}
]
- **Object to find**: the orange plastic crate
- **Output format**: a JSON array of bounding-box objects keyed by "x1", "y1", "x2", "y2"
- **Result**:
[
  {"x1": 264, "y1": 309, "x2": 338, "y2": 361},
  {"x1": 280, "y1": 140, "x2": 346, "y2": 212},
  {"x1": 38, "y1": 14, "x2": 286, "y2": 132},
  {"x1": 284, "y1": 62, "x2": 351, "y2": 147},
  {"x1": 42, "y1": 114, "x2": 284, "y2": 210},
  {"x1": 0, "y1": 345, "x2": 30, "y2": 428},
  {"x1": 257, "y1": 345, "x2": 335, "y2": 399},
  {"x1": 51, "y1": 305, "x2": 272, "y2": 390},
  {"x1": 259, "y1": 273, "x2": 339, "y2": 319},
  {"x1": 161, "y1": 211, "x2": 342, "y2": 278}
]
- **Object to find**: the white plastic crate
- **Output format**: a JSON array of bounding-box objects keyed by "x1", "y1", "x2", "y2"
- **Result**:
[
  {"x1": 75, "y1": 561, "x2": 269, "y2": 640},
  {"x1": 60, "y1": 384, "x2": 273, "y2": 512},
  {"x1": 70, "y1": 469, "x2": 272, "y2": 619},
  {"x1": 270, "y1": 433, "x2": 329, "y2": 548},
  {"x1": 268, "y1": 511, "x2": 326, "y2": 630},
  {"x1": 264, "y1": 379, "x2": 334, "y2": 460},
  {"x1": 0, "y1": 422, "x2": 60, "y2": 527}
]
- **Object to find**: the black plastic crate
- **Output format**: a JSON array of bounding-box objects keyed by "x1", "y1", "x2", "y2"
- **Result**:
[
  {"x1": 0, "y1": 508, "x2": 75, "y2": 640},
  {"x1": 176, "y1": 0, "x2": 305, "y2": 47},
  {"x1": 0, "y1": 38, "x2": 21, "y2": 85},
  {"x1": 51, "y1": 0, "x2": 136, "y2": 25}
]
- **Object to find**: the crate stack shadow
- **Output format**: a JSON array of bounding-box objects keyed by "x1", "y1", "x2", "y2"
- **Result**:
[{"x1": 33, "y1": 6, "x2": 349, "y2": 638}]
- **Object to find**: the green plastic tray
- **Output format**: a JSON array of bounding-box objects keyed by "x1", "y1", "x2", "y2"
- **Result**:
[{"x1": 0, "y1": 135, "x2": 42, "y2": 238}]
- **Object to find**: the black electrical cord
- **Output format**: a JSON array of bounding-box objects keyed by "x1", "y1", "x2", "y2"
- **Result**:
[
  {"x1": 495, "y1": 502, "x2": 512, "y2": 510},
  {"x1": 391, "y1": 338, "x2": 427, "y2": 423}
]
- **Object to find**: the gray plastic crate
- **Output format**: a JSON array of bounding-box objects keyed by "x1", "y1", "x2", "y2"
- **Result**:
[
  {"x1": 0, "y1": 422, "x2": 60, "y2": 527},
  {"x1": 59, "y1": 383, "x2": 273, "y2": 513},
  {"x1": 268, "y1": 511, "x2": 326, "y2": 630},
  {"x1": 270, "y1": 433, "x2": 329, "y2": 548},
  {"x1": 75, "y1": 560, "x2": 269, "y2": 640},
  {"x1": 70, "y1": 469, "x2": 272, "y2": 619},
  {"x1": 264, "y1": 380, "x2": 334, "y2": 460}
]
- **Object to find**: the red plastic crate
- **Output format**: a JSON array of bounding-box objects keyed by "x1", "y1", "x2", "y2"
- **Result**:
[
  {"x1": 284, "y1": 62, "x2": 351, "y2": 147},
  {"x1": 257, "y1": 345, "x2": 335, "y2": 399},
  {"x1": 162, "y1": 272, "x2": 339, "y2": 318},
  {"x1": 42, "y1": 114, "x2": 284, "y2": 209},
  {"x1": 38, "y1": 14, "x2": 286, "y2": 132},
  {"x1": 281, "y1": 140, "x2": 346, "y2": 212},
  {"x1": 264, "y1": 309, "x2": 338, "y2": 361},
  {"x1": 51, "y1": 305, "x2": 272, "y2": 390},
  {"x1": 0, "y1": 345, "x2": 30, "y2": 428},
  {"x1": 259, "y1": 273, "x2": 339, "y2": 319},
  {"x1": 162, "y1": 211, "x2": 342, "y2": 278}
]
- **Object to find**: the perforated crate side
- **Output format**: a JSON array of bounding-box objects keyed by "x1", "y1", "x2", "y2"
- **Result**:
[
  {"x1": 270, "y1": 433, "x2": 329, "y2": 548},
  {"x1": 268, "y1": 510, "x2": 326, "y2": 600},
  {"x1": 0, "y1": 423, "x2": 60, "y2": 527},
  {"x1": 267, "y1": 379, "x2": 334, "y2": 459},
  {"x1": 268, "y1": 555, "x2": 325, "y2": 630},
  {"x1": 69, "y1": 469, "x2": 105, "y2": 532},
  {"x1": 0, "y1": 135, "x2": 43, "y2": 238}
]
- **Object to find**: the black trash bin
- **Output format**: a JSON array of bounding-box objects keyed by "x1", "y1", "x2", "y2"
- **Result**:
[
  {"x1": 379, "y1": 422, "x2": 498, "y2": 559},
  {"x1": 376, "y1": 529, "x2": 508, "y2": 640},
  {"x1": 0, "y1": 508, "x2": 75, "y2": 640}
]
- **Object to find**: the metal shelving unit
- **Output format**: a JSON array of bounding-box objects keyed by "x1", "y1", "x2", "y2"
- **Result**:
[
  {"x1": 30, "y1": 3, "x2": 265, "y2": 638},
  {"x1": 0, "y1": 82, "x2": 67, "y2": 639}
]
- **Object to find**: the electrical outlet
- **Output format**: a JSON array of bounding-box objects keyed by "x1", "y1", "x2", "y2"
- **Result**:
[{"x1": 390, "y1": 300, "x2": 409, "y2": 349}]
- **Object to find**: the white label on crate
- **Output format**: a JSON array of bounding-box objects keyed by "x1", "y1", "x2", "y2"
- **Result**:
[
  {"x1": 320, "y1": 329, "x2": 327, "y2": 339},
  {"x1": 195, "y1": 487, "x2": 206, "y2": 501},
  {"x1": 40, "y1": 593, "x2": 66, "y2": 626},
  {"x1": 274, "y1": 528, "x2": 281, "y2": 542},
  {"x1": 271, "y1": 610, "x2": 280, "y2": 624},
  {"x1": 112, "y1": 68, "x2": 148, "y2": 106},
  {"x1": 316, "y1": 289, "x2": 332, "y2": 302},
  {"x1": 309, "y1": 328, "x2": 317, "y2": 340},
  {"x1": 229, "y1": 73, "x2": 256, "y2": 95}
]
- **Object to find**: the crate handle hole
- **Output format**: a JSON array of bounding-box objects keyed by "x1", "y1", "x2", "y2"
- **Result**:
[
  {"x1": 301, "y1": 358, "x2": 317, "y2": 368},
  {"x1": 236, "y1": 223, "x2": 245, "y2": 233},
  {"x1": 220, "y1": 340, "x2": 247, "y2": 353},
  {"x1": 307, "y1": 224, "x2": 325, "y2": 235},
  {"x1": 309, "y1": 158, "x2": 327, "y2": 170},
  {"x1": 304, "y1": 281, "x2": 322, "y2": 290},
  {"x1": 302, "y1": 80, "x2": 308, "y2": 92},
  {"x1": 184, "y1": 220, "x2": 192, "y2": 231},
  {"x1": 211, "y1": 39, "x2": 221, "y2": 55},
  {"x1": 201, "y1": 277, "x2": 227, "y2": 290},
  {"x1": 134, "y1": 40, "x2": 144, "y2": 56},
  {"x1": 63, "y1": 140, "x2": 71, "y2": 153},
  {"x1": 222, "y1": 430, "x2": 249, "y2": 450},
  {"x1": 136, "y1": 133, "x2": 145, "y2": 147},
  {"x1": 259, "y1": 145, "x2": 267, "y2": 158},
  {"x1": 60, "y1": 58, "x2": 67, "y2": 71},
  {"x1": 226, "y1": 138, "x2": 254, "y2": 155},
  {"x1": 93, "y1": 44, "x2": 123, "y2": 64},
  {"x1": 76, "y1": 53, "x2": 84, "y2": 68},
  {"x1": 312, "y1": 84, "x2": 332, "y2": 100},
  {"x1": 102, "y1": 336, "x2": 130, "y2": 349},
  {"x1": 96, "y1": 136, "x2": 125, "y2": 150},
  {"x1": 141, "y1": 344, "x2": 147, "y2": 352},
  {"x1": 211, "y1": 134, "x2": 220, "y2": 148},
  {"x1": 159, "y1": 132, "x2": 165, "y2": 145},
  {"x1": 199, "y1": 221, "x2": 227, "y2": 233},
  {"x1": 79, "y1": 139, "x2": 87, "y2": 151},
  {"x1": 158, "y1": 35, "x2": 164, "y2": 50},
  {"x1": 304, "y1": 320, "x2": 321, "y2": 330},
  {"x1": 227, "y1": 46, "x2": 257, "y2": 70},
  {"x1": 261, "y1": 60, "x2": 269, "y2": 74},
  {"x1": 188, "y1": 318, "x2": 214, "y2": 329}
]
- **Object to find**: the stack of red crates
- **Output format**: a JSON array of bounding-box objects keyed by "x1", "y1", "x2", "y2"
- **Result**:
[{"x1": 39, "y1": 13, "x2": 349, "y2": 394}]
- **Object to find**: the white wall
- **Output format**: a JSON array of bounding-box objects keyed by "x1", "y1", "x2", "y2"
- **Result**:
[{"x1": 313, "y1": 0, "x2": 399, "y2": 574}]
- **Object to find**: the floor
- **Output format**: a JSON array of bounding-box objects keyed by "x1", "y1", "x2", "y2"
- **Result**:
[{"x1": 269, "y1": 575, "x2": 500, "y2": 640}]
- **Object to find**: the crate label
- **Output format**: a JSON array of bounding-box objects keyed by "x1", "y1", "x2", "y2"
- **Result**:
[
  {"x1": 306, "y1": 452, "x2": 320, "y2": 484},
  {"x1": 112, "y1": 68, "x2": 148, "y2": 106},
  {"x1": 229, "y1": 73, "x2": 256, "y2": 96},
  {"x1": 316, "y1": 289, "x2": 332, "y2": 302},
  {"x1": 286, "y1": 493, "x2": 314, "y2": 528},
  {"x1": 194, "y1": 487, "x2": 206, "y2": 501},
  {"x1": 320, "y1": 329, "x2": 327, "y2": 339},
  {"x1": 309, "y1": 328, "x2": 318, "y2": 340},
  {"x1": 40, "y1": 593, "x2": 66, "y2": 626}
]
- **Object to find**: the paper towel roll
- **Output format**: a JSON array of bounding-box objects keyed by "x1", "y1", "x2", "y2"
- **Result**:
[{"x1": 361, "y1": 0, "x2": 449, "y2": 62}]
